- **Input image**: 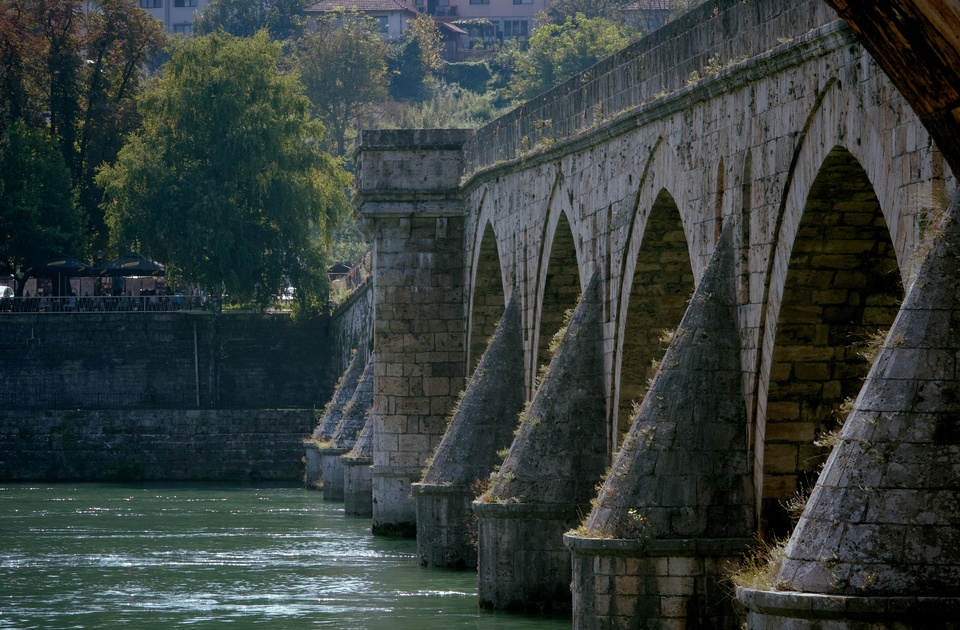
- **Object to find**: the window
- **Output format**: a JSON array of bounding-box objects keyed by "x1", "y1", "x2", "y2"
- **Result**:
[
  {"x1": 513, "y1": 0, "x2": 533, "y2": 4},
  {"x1": 173, "y1": 23, "x2": 193, "y2": 34},
  {"x1": 470, "y1": 0, "x2": 489, "y2": 4},
  {"x1": 139, "y1": 0, "x2": 161, "y2": 7},
  {"x1": 503, "y1": 19, "x2": 528, "y2": 37},
  {"x1": 376, "y1": 16, "x2": 388, "y2": 33},
  {"x1": 174, "y1": 0, "x2": 197, "y2": 6}
]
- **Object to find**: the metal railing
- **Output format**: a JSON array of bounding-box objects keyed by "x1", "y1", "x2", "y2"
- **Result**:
[{"x1": 0, "y1": 294, "x2": 207, "y2": 313}]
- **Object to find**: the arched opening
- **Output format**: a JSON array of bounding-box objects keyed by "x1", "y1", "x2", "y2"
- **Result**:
[
  {"x1": 761, "y1": 146, "x2": 902, "y2": 538},
  {"x1": 469, "y1": 222, "x2": 505, "y2": 374},
  {"x1": 537, "y1": 211, "x2": 580, "y2": 379},
  {"x1": 617, "y1": 189, "x2": 695, "y2": 438}
]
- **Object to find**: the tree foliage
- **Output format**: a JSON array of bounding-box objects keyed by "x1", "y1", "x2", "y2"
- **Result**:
[
  {"x1": 99, "y1": 32, "x2": 350, "y2": 309},
  {"x1": 504, "y1": 13, "x2": 630, "y2": 103},
  {"x1": 0, "y1": 120, "x2": 85, "y2": 292},
  {"x1": 0, "y1": 0, "x2": 165, "y2": 250},
  {"x1": 193, "y1": 0, "x2": 310, "y2": 41},
  {"x1": 548, "y1": 0, "x2": 703, "y2": 27},
  {"x1": 376, "y1": 81, "x2": 501, "y2": 129},
  {"x1": 388, "y1": 14, "x2": 444, "y2": 102},
  {"x1": 548, "y1": 0, "x2": 623, "y2": 23},
  {"x1": 294, "y1": 11, "x2": 389, "y2": 156}
]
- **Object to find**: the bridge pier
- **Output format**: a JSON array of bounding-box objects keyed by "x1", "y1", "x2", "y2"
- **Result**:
[
  {"x1": 321, "y1": 355, "x2": 374, "y2": 502},
  {"x1": 343, "y1": 412, "x2": 375, "y2": 516},
  {"x1": 737, "y1": 191, "x2": 960, "y2": 628},
  {"x1": 564, "y1": 227, "x2": 753, "y2": 628},
  {"x1": 319, "y1": 447, "x2": 348, "y2": 501},
  {"x1": 306, "y1": 351, "x2": 365, "y2": 489},
  {"x1": 414, "y1": 294, "x2": 525, "y2": 568},
  {"x1": 355, "y1": 130, "x2": 472, "y2": 536},
  {"x1": 475, "y1": 273, "x2": 608, "y2": 612}
]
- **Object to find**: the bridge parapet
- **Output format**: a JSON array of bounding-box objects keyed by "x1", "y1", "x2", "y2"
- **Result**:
[{"x1": 463, "y1": 0, "x2": 836, "y2": 175}]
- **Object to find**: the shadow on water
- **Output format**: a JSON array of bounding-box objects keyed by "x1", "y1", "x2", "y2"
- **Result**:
[{"x1": 0, "y1": 483, "x2": 570, "y2": 629}]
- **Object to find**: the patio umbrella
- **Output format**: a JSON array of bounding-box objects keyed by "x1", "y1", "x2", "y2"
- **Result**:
[
  {"x1": 96, "y1": 251, "x2": 165, "y2": 277},
  {"x1": 22, "y1": 254, "x2": 95, "y2": 297},
  {"x1": 22, "y1": 254, "x2": 96, "y2": 277}
]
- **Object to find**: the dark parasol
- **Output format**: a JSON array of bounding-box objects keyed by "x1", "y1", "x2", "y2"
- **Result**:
[{"x1": 96, "y1": 251, "x2": 166, "y2": 277}]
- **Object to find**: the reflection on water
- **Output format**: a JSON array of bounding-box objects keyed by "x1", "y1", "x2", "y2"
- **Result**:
[{"x1": 0, "y1": 484, "x2": 570, "y2": 629}]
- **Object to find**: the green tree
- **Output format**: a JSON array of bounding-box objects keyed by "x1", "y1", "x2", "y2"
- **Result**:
[
  {"x1": 388, "y1": 14, "x2": 443, "y2": 102},
  {"x1": 549, "y1": 0, "x2": 700, "y2": 29},
  {"x1": 376, "y1": 80, "x2": 501, "y2": 129},
  {"x1": 548, "y1": 0, "x2": 622, "y2": 23},
  {"x1": 77, "y1": 0, "x2": 167, "y2": 245},
  {"x1": 0, "y1": 120, "x2": 85, "y2": 294},
  {"x1": 99, "y1": 32, "x2": 350, "y2": 309},
  {"x1": 194, "y1": 0, "x2": 310, "y2": 40},
  {"x1": 0, "y1": 0, "x2": 165, "y2": 249},
  {"x1": 294, "y1": 11, "x2": 389, "y2": 156},
  {"x1": 504, "y1": 13, "x2": 630, "y2": 102}
]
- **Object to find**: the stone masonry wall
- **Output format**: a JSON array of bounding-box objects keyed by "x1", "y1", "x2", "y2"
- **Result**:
[
  {"x1": 355, "y1": 129, "x2": 472, "y2": 535},
  {"x1": 332, "y1": 281, "x2": 373, "y2": 374},
  {"x1": 0, "y1": 312, "x2": 333, "y2": 410},
  {"x1": 0, "y1": 409, "x2": 314, "y2": 482},
  {"x1": 463, "y1": 0, "x2": 837, "y2": 172},
  {"x1": 368, "y1": 213, "x2": 467, "y2": 534},
  {"x1": 458, "y1": 14, "x2": 949, "y2": 522}
]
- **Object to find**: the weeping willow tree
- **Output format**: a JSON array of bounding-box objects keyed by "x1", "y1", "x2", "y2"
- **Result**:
[{"x1": 99, "y1": 32, "x2": 350, "y2": 311}]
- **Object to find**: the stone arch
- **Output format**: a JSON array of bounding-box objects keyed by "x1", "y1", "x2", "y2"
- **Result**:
[
  {"x1": 614, "y1": 188, "x2": 695, "y2": 443},
  {"x1": 467, "y1": 220, "x2": 506, "y2": 374},
  {"x1": 759, "y1": 145, "x2": 902, "y2": 538},
  {"x1": 609, "y1": 138, "x2": 696, "y2": 451},
  {"x1": 532, "y1": 208, "x2": 581, "y2": 392}
]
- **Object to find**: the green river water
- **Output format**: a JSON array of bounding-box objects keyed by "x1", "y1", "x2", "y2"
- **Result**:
[{"x1": 0, "y1": 483, "x2": 571, "y2": 629}]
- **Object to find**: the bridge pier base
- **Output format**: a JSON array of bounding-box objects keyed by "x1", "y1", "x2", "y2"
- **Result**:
[
  {"x1": 343, "y1": 411, "x2": 375, "y2": 516},
  {"x1": 413, "y1": 484, "x2": 477, "y2": 568},
  {"x1": 304, "y1": 443, "x2": 322, "y2": 490},
  {"x1": 320, "y1": 447, "x2": 348, "y2": 501},
  {"x1": 372, "y1": 469, "x2": 418, "y2": 536},
  {"x1": 738, "y1": 589, "x2": 960, "y2": 629},
  {"x1": 342, "y1": 455, "x2": 373, "y2": 516},
  {"x1": 566, "y1": 536, "x2": 747, "y2": 629},
  {"x1": 474, "y1": 502, "x2": 580, "y2": 613}
]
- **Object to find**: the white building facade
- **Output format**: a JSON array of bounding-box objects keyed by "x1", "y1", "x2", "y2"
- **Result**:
[{"x1": 138, "y1": 0, "x2": 210, "y2": 34}]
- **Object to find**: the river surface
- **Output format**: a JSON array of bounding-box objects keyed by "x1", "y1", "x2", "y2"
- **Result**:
[{"x1": 0, "y1": 483, "x2": 571, "y2": 629}]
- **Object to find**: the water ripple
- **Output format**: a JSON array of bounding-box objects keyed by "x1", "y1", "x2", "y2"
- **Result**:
[{"x1": 0, "y1": 483, "x2": 569, "y2": 630}]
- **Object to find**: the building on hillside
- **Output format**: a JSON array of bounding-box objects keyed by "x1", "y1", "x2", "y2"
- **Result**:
[
  {"x1": 137, "y1": 0, "x2": 210, "y2": 34},
  {"x1": 306, "y1": 0, "x2": 467, "y2": 59},
  {"x1": 306, "y1": 0, "x2": 420, "y2": 39},
  {"x1": 427, "y1": 0, "x2": 545, "y2": 48},
  {"x1": 620, "y1": 0, "x2": 671, "y2": 31}
]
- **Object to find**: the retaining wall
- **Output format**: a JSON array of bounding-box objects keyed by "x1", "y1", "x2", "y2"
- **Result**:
[
  {"x1": 331, "y1": 282, "x2": 373, "y2": 373},
  {"x1": 0, "y1": 409, "x2": 315, "y2": 482},
  {"x1": 0, "y1": 312, "x2": 333, "y2": 410}
]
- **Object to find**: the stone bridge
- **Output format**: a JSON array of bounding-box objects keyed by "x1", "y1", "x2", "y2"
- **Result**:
[{"x1": 331, "y1": 0, "x2": 960, "y2": 626}]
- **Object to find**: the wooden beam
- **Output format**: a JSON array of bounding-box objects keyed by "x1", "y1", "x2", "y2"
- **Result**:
[{"x1": 824, "y1": 0, "x2": 960, "y2": 173}]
